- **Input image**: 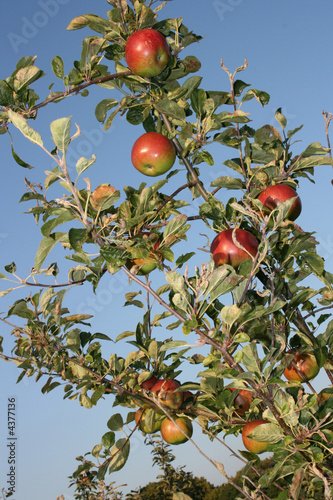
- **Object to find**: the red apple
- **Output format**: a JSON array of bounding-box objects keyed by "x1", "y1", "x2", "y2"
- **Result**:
[
  {"x1": 210, "y1": 228, "x2": 259, "y2": 269},
  {"x1": 125, "y1": 28, "x2": 170, "y2": 78},
  {"x1": 151, "y1": 379, "x2": 183, "y2": 410},
  {"x1": 135, "y1": 407, "x2": 165, "y2": 434},
  {"x1": 131, "y1": 132, "x2": 176, "y2": 177},
  {"x1": 90, "y1": 184, "x2": 115, "y2": 211},
  {"x1": 160, "y1": 417, "x2": 193, "y2": 445},
  {"x1": 283, "y1": 351, "x2": 319, "y2": 383},
  {"x1": 257, "y1": 184, "x2": 302, "y2": 221},
  {"x1": 139, "y1": 374, "x2": 159, "y2": 392},
  {"x1": 242, "y1": 420, "x2": 270, "y2": 454},
  {"x1": 229, "y1": 388, "x2": 252, "y2": 416}
]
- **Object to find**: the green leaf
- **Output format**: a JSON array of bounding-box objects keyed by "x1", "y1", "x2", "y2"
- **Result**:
[
  {"x1": 109, "y1": 438, "x2": 130, "y2": 473},
  {"x1": 248, "y1": 422, "x2": 283, "y2": 444},
  {"x1": 101, "y1": 431, "x2": 115, "y2": 449},
  {"x1": 182, "y1": 75, "x2": 202, "y2": 96},
  {"x1": 127, "y1": 107, "x2": 144, "y2": 125},
  {"x1": 301, "y1": 142, "x2": 329, "y2": 157},
  {"x1": 50, "y1": 116, "x2": 72, "y2": 153},
  {"x1": 302, "y1": 252, "x2": 324, "y2": 276},
  {"x1": 210, "y1": 176, "x2": 243, "y2": 190},
  {"x1": 241, "y1": 343, "x2": 260, "y2": 373},
  {"x1": 218, "y1": 110, "x2": 250, "y2": 124},
  {"x1": 41, "y1": 210, "x2": 74, "y2": 237},
  {"x1": 165, "y1": 271, "x2": 185, "y2": 294},
  {"x1": 163, "y1": 214, "x2": 188, "y2": 241},
  {"x1": 221, "y1": 304, "x2": 242, "y2": 325},
  {"x1": 68, "y1": 228, "x2": 87, "y2": 252},
  {"x1": 275, "y1": 107, "x2": 287, "y2": 129},
  {"x1": 160, "y1": 340, "x2": 189, "y2": 352},
  {"x1": 51, "y1": 56, "x2": 64, "y2": 79},
  {"x1": 95, "y1": 99, "x2": 118, "y2": 123},
  {"x1": 116, "y1": 330, "x2": 135, "y2": 342},
  {"x1": 107, "y1": 413, "x2": 123, "y2": 431},
  {"x1": 66, "y1": 15, "x2": 90, "y2": 30},
  {"x1": 153, "y1": 99, "x2": 186, "y2": 122},
  {"x1": 4, "y1": 262, "x2": 16, "y2": 274},
  {"x1": 190, "y1": 88, "x2": 206, "y2": 117},
  {"x1": 0, "y1": 80, "x2": 14, "y2": 106},
  {"x1": 292, "y1": 155, "x2": 333, "y2": 172},
  {"x1": 175, "y1": 252, "x2": 195, "y2": 268},
  {"x1": 13, "y1": 65, "x2": 44, "y2": 92},
  {"x1": 90, "y1": 386, "x2": 105, "y2": 406},
  {"x1": 10, "y1": 134, "x2": 33, "y2": 168},
  {"x1": 290, "y1": 468, "x2": 305, "y2": 500},
  {"x1": 76, "y1": 155, "x2": 96, "y2": 175},
  {"x1": 8, "y1": 300, "x2": 34, "y2": 320},
  {"x1": 35, "y1": 233, "x2": 66, "y2": 271},
  {"x1": 92, "y1": 443, "x2": 103, "y2": 457},
  {"x1": 97, "y1": 461, "x2": 109, "y2": 481},
  {"x1": 8, "y1": 110, "x2": 43, "y2": 147}
]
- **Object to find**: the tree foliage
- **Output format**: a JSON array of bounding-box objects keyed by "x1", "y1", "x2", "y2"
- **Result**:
[{"x1": 1, "y1": 1, "x2": 333, "y2": 499}]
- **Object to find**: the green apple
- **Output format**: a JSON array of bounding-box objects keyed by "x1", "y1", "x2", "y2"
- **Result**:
[{"x1": 135, "y1": 408, "x2": 165, "y2": 434}]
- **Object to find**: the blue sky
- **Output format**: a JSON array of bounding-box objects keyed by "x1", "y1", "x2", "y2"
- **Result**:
[{"x1": 1, "y1": 1, "x2": 333, "y2": 499}]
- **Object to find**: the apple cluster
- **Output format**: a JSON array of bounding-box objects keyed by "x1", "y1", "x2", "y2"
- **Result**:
[{"x1": 134, "y1": 375, "x2": 193, "y2": 445}]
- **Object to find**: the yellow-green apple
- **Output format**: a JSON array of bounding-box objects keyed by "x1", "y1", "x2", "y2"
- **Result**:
[
  {"x1": 125, "y1": 28, "x2": 170, "y2": 78},
  {"x1": 131, "y1": 132, "x2": 176, "y2": 177},
  {"x1": 242, "y1": 420, "x2": 269, "y2": 454},
  {"x1": 135, "y1": 408, "x2": 165, "y2": 434},
  {"x1": 151, "y1": 379, "x2": 183, "y2": 409},
  {"x1": 160, "y1": 417, "x2": 193, "y2": 445},
  {"x1": 90, "y1": 184, "x2": 115, "y2": 211},
  {"x1": 283, "y1": 351, "x2": 319, "y2": 382},
  {"x1": 126, "y1": 232, "x2": 161, "y2": 275},
  {"x1": 257, "y1": 184, "x2": 302, "y2": 221},
  {"x1": 210, "y1": 228, "x2": 259, "y2": 269}
]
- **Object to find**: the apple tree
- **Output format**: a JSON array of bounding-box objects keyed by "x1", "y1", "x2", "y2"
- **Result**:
[{"x1": 1, "y1": 1, "x2": 333, "y2": 498}]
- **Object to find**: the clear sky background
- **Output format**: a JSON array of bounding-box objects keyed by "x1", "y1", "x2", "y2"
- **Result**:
[{"x1": 1, "y1": 1, "x2": 333, "y2": 499}]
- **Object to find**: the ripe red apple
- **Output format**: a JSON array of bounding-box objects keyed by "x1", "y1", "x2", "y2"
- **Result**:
[
  {"x1": 242, "y1": 420, "x2": 269, "y2": 454},
  {"x1": 135, "y1": 408, "x2": 165, "y2": 434},
  {"x1": 139, "y1": 374, "x2": 159, "y2": 392},
  {"x1": 126, "y1": 232, "x2": 161, "y2": 275},
  {"x1": 160, "y1": 417, "x2": 193, "y2": 445},
  {"x1": 90, "y1": 184, "x2": 115, "y2": 211},
  {"x1": 229, "y1": 388, "x2": 252, "y2": 416},
  {"x1": 151, "y1": 379, "x2": 183, "y2": 409},
  {"x1": 125, "y1": 28, "x2": 170, "y2": 78},
  {"x1": 210, "y1": 228, "x2": 259, "y2": 269},
  {"x1": 131, "y1": 132, "x2": 176, "y2": 177},
  {"x1": 257, "y1": 184, "x2": 302, "y2": 221},
  {"x1": 283, "y1": 351, "x2": 319, "y2": 383}
]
